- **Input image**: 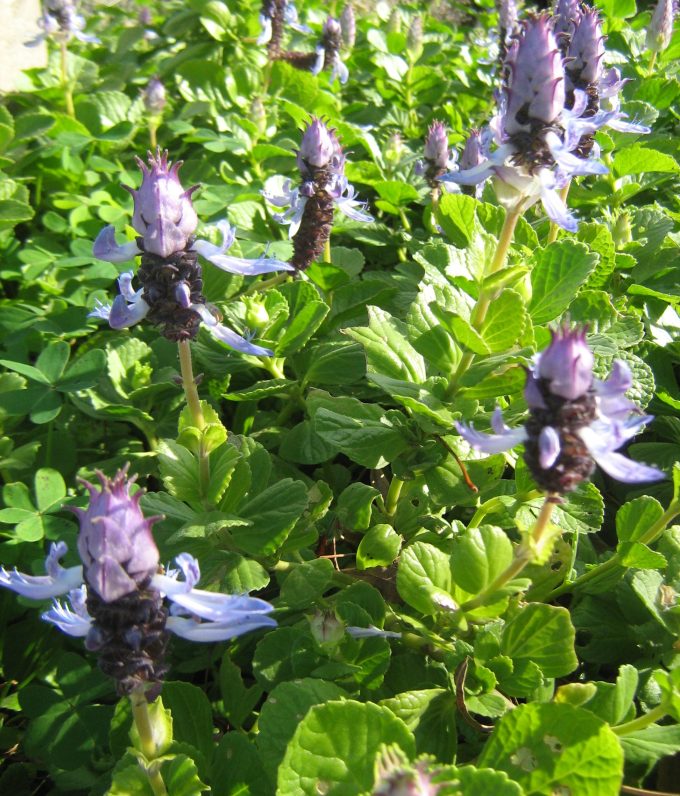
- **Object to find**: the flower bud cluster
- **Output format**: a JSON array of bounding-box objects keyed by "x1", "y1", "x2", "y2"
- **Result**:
[
  {"x1": 264, "y1": 118, "x2": 372, "y2": 271},
  {"x1": 91, "y1": 149, "x2": 291, "y2": 352},
  {"x1": 456, "y1": 325, "x2": 664, "y2": 494},
  {"x1": 0, "y1": 469, "x2": 277, "y2": 698},
  {"x1": 646, "y1": 0, "x2": 675, "y2": 53}
]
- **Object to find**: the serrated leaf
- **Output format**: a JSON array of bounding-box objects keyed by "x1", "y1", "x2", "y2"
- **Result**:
[{"x1": 529, "y1": 242, "x2": 599, "y2": 324}]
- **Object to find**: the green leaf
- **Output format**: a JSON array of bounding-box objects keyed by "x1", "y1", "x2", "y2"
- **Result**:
[
  {"x1": 232, "y1": 478, "x2": 308, "y2": 555},
  {"x1": 109, "y1": 759, "x2": 154, "y2": 796},
  {"x1": 36, "y1": 342, "x2": 70, "y2": 384},
  {"x1": 479, "y1": 702, "x2": 624, "y2": 796},
  {"x1": 279, "y1": 559, "x2": 334, "y2": 609},
  {"x1": 500, "y1": 604, "x2": 578, "y2": 695},
  {"x1": 34, "y1": 468, "x2": 66, "y2": 513},
  {"x1": 314, "y1": 408, "x2": 408, "y2": 468},
  {"x1": 616, "y1": 496, "x2": 664, "y2": 544},
  {"x1": 304, "y1": 342, "x2": 365, "y2": 386},
  {"x1": 336, "y1": 483, "x2": 381, "y2": 531},
  {"x1": 223, "y1": 378, "x2": 295, "y2": 401},
  {"x1": 529, "y1": 241, "x2": 599, "y2": 324},
  {"x1": 396, "y1": 542, "x2": 454, "y2": 616},
  {"x1": 451, "y1": 525, "x2": 513, "y2": 596},
  {"x1": 57, "y1": 348, "x2": 106, "y2": 392},
  {"x1": 345, "y1": 306, "x2": 427, "y2": 383},
  {"x1": 212, "y1": 734, "x2": 269, "y2": 796},
  {"x1": 277, "y1": 700, "x2": 415, "y2": 795},
  {"x1": 375, "y1": 181, "x2": 419, "y2": 207},
  {"x1": 481, "y1": 289, "x2": 526, "y2": 352},
  {"x1": 613, "y1": 145, "x2": 680, "y2": 177},
  {"x1": 161, "y1": 682, "x2": 214, "y2": 763},
  {"x1": 357, "y1": 524, "x2": 402, "y2": 570},
  {"x1": 379, "y1": 689, "x2": 457, "y2": 760},
  {"x1": 0, "y1": 359, "x2": 50, "y2": 385},
  {"x1": 219, "y1": 652, "x2": 264, "y2": 730},
  {"x1": 258, "y1": 679, "x2": 348, "y2": 784},
  {"x1": 160, "y1": 754, "x2": 208, "y2": 796},
  {"x1": 435, "y1": 193, "x2": 478, "y2": 247}
]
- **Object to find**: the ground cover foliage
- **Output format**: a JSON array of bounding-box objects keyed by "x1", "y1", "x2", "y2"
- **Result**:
[{"x1": 0, "y1": 0, "x2": 680, "y2": 793}]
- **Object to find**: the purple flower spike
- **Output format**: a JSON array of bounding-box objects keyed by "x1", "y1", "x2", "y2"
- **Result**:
[
  {"x1": 0, "y1": 469, "x2": 278, "y2": 696},
  {"x1": 566, "y1": 8, "x2": 605, "y2": 91},
  {"x1": 537, "y1": 324, "x2": 594, "y2": 400},
  {"x1": 73, "y1": 467, "x2": 160, "y2": 603},
  {"x1": 456, "y1": 324, "x2": 665, "y2": 493},
  {"x1": 424, "y1": 122, "x2": 450, "y2": 169},
  {"x1": 505, "y1": 15, "x2": 565, "y2": 135},
  {"x1": 340, "y1": 3, "x2": 356, "y2": 48},
  {"x1": 143, "y1": 77, "x2": 166, "y2": 115},
  {"x1": 647, "y1": 0, "x2": 676, "y2": 53},
  {"x1": 552, "y1": 0, "x2": 582, "y2": 51},
  {"x1": 124, "y1": 150, "x2": 199, "y2": 259}
]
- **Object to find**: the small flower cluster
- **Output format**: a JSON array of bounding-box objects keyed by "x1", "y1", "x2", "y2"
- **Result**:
[
  {"x1": 442, "y1": 8, "x2": 649, "y2": 231},
  {"x1": 28, "y1": 0, "x2": 100, "y2": 46},
  {"x1": 646, "y1": 0, "x2": 676, "y2": 54},
  {"x1": 264, "y1": 118, "x2": 373, "y2": 271},
  {"x1": 311, "y1": 17, "x2": 349, "y2": 85},
  {"x1": 456, "y1": 325, "x2": 665, "y2": 494},
  {"x1": 91, "y1": 149, "x2": 292, "y2": 353},
  {"x1": 415, "y1": 122, "x2": 456, "y2": 189},
  {"x1": 257, "y1": 0, "x2": 310, "y2": 56},
  {"x1": 0, "y1": 469, "x2": 276, "y2": 697}
]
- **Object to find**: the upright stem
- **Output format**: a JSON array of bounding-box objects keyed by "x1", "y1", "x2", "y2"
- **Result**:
[
  {"x1": 647, "y1": 50, "x2": 657, "y2": 76},
  {"x1": 242, "y1": 271, "x2": 290, "y2": 295},
  {"x1": 546, "y1": 183, "x2": 571, "y2": 244},
  {"x1": 385, "y1": 475, "x2": 405, "y2": 518},
  {"x1": 177, "y1": 340, "x2": 211, "y2": 502},
  {"x1": 60, "y1": 41, "x2": 75, "y2": 118},
  {"x1": 149, "y1": 120, "x2": 159, "y2": 150},
  {"x1": 613, "y1": 704, "x2": 666, "y2": 736},
  {"x1": 447, "y1": 207, "x2": 521, "y2": 395},
  {"x1": 324, "y1": 238, "x2": 332, "y2": 263},
  {"x1": 461, "y1": 496, "x2": 556, "y2": 613},
  {"x1": 130, "y1": 691, "x2": 168, "y2": 796}
]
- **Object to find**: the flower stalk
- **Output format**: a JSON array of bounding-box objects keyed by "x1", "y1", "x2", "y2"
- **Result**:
[{"x1": 60, "y1": 40, "x2": 75, "y2": 117}]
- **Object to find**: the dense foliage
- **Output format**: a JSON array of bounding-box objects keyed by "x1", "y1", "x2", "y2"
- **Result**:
[{"x1": 1, "y1": 0, "x2": 680, "y2": 793}]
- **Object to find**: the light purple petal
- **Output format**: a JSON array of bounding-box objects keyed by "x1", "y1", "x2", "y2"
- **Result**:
[
  {"x1": 346, "y1": 625, "x2": 402, "y2": 639},
  {"x1": 206, "y1": 253, "x2": 294, "y2": 276},
  {"x1": 88, "y1": 300, "x2": 112, "y2": 322},
  {"x1": 539, "y1": 426, "x2": 561, "y2": 469},
  {"x1": 455, "y1": 420, "x2": 528, "y2": 454},
  {"x1": 257, "y1": 15, "x2": 272, "y2": 44},
  {"x1": 108, "y1": 294, "x2": 150, "y2": 330},
  {"x1": 589, "y1": 449, "x2": 665, "y2": 483},
  {"x1": 93, "y1": 226, "x2": 141, "y2": 263},
  {"x1": 335, "y1": 198, "x2": 374, "y2": 223},
  {"x1": 311, "y1": 46, "x2": 325, "y2": 76},
  {"x1": 540, "y1": 184, "x2": 579, "y2": 233},
  {"x1": 42, "y1": 587, "x2": 92, "y2": 637},
  {"x1": 0, "y1": 544, "x2": 83, "y2": 600},
  {"x1": 166, "y1": 614, "x2": 277, "y2": 642},
  {"x1": 193, "y1": 304, "x2": 273, "y2": 356},
  {"x1": 578, "y1": 424, "x2": 665, "y2": 483}
]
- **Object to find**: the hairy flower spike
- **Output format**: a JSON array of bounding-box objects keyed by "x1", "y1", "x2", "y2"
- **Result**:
[
  {"x1": 498, "y1": 0, "x2": 519, "y2": 62},
  {"x1": 263, "y1": 118, "x2": 372, "y2": 271},
  {"x1": 456, "y1": 324, "x2": 665, "y2": 494},
  {"x1": 340, "y1": 3, "x2": 356, "y2": 49},
  {"x1": 0, "y1": 469, "x2": 277, "y2": 698},
  {"x1": 646, "y1": 0, "x2": 676, "y2": 53},
  {"x1": 565, "y1": 8, "x2": 605, "y2": 91},
  {"x1": 91, "y1": 149, "x2": 291, "y2": 349},
  {"x1": 552, "y1": 0, "x2": 582, "y2": 53},
  {"x1": 417, "y1": 122, "x2": 453, "y2": 188},
  {"x1": 143, "y1": 77, "x2": 166, "y2": 116}
]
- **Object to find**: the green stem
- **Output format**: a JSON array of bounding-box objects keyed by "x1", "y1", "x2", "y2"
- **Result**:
[
  {"x1": 385, "y1": 475, "x2": 405, "y2": 518},
  {"x1": 446, "y1": 207, "x2": 521, "y2": 397},
  {"x1": 323, "y1": 238, "x2": 332, "y2": 263},
  {"x1": 130, "y1": 691, "x2": 168, "y2": 796},
  {"x1": 461, "y1": 497, "x2": 556, "y2": 613},
  {"x1": 60, "y1": 41, "x2": 75, "y2": 118},
  {"x1": 647, "y1": 50, "x2": 657, "y2": 77},
  {"x1": 149, "y1": 119, "x2": 159, "y2": 150},
  {"x1": 242, "y1": 271, "x2": 290, "y2": 295},
  {"x1": 612, "y1": 704, "x2": 667, "y2": 736},
  {"x1": 546, "y1": 499, "x2": 680, "y2": 600},
  {"x1": 468, "y1": 489, "x2": 542, "y2": 528},
  {"x1": 177, "y1": 341, "x2": 211, "y2": 504},
  {"x1": 45, "y1": 421, "x2": 54, "y2": 468}
]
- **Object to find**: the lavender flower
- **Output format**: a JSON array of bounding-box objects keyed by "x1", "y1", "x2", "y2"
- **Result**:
[
  {"x1": 441, "y1": 14, "x2": 608, "y2": 231},
  {"x1": 646, "y1": 0, "x2": 676, "y2": 53},
  {"x1": 340, "y1": 3, "x2": 356, "y2": 49},
  {"x1": 263, "y1": 118, "x2": 373, "y2": 271},
  {"x1": 27, "y1": 0, "x2": 100, "y2": 46},
  {"x1": 0, "y1": 469, "x2": 276, "y2": 696},
  {"x1": 498, "y1": 0, "x2": 518, "y2": 62},
  {"x1": 142, "y1": 77, "x2": 166, "y2": 116},
  {"x1": 407, "y1": 15, "x2": 424, "y2": 61},
  {"x1": 456, "y1": 325, "x2": 665, "y2": 493},
  {"x1": 552, "y1": 0, "x2": 582, "y2": 53},
  {"x1": 312, "y1": 17, "x2": 349, "y2": 84},
  {"x1": 91, "y1": 149, "x2": 291, "y2": 351}
]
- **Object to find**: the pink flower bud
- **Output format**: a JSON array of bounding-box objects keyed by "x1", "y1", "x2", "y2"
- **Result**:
[
  {"x1": 74, "y1": 468, "x2": 160, "y2": 603},
  {"x1": 566, "y1": 8, "x2": 605, "y2": 89},
  {"x1": 504, "y1": 15, "x2": 565, "y2": 135},
  {"x1": 537, "y1": 324, "x2": 594, "y2": 400},
  {"x1": 124, "y1": 149, "x2": 199, "y2": 259}
]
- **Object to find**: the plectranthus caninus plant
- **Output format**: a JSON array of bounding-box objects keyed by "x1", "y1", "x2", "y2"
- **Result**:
[
  {"x1": 264, "y1": 117, "x2": 373, "y2": 271},
  {"x1": 0, "y1": 467, "x2": 277, "y2": 696},
  {"x1": 340, "y1": 3, "x2": 356, "y2": 50},
  {"x1": 312, "y1": 17, "x2": 349, "y2": 84},
  {"x1": 456, "y1": 325, "x2": 665, "y2": 493},
  {"x1": 91, "y1": 148, "x2": 292, "y2": 355},
  {"x1": 257, "y1": 0, "x2": 309, "y2": 54},
  {"x1": 27, "y1": 0, "x2": 100, "y2": 46},
  {"x1": 646, "y1": 0, "x2": 676, "y2": 65}
]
